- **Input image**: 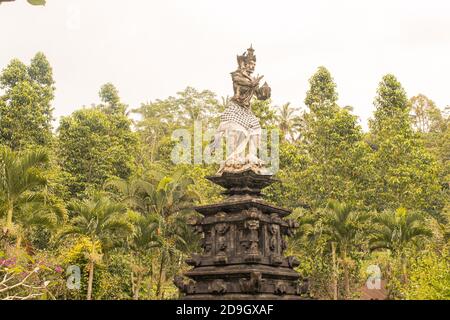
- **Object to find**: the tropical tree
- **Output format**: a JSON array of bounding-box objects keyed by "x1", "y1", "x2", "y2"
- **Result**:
[
  {"x1": 104, "y1": 176, "x2": 158, "y2": 299},
  {"x1": 0, "y1": 53, "x2": 54, "y2": 150},
  {"x1": 319, "y1": 200, "x2": 367, "y2": 299},
  {"x1": 128, "y1": 213, "x2": 159, "y2": 299},
  {"x1": 370, "y1": 208, "x2": 432, "y2": 285},
  {"x1": 98, "y1": 83, "x2": 126, "y2": 115},
  {"x1": 105, "y1": 176, "x2": 153, "y2": 211},
  {"x1": 369, "y1": 75, "x2": 442, "y2": 212},
  {"x1": 300, "y1": 67, "x2": 372, "y2": 209},
  {"x1": 137, "y1": 169, "x2": 199, "y2": 299},
  {"x1": 400, "y1": 244, "x2": 450, "y2": 299},
  {"x1": 57, "y1": 89, "x2": 138, "y2": 198},
  {"x1": 134, "y1": 99, "x2": 177, "y2": 164},
  {"x1": 60, "y1": 194, "x2": 133, "y2": 300},
  {"x1": 251, "y1": 98, "x2": 276, "y2": 128},
  {"x1": 284, "y1": 208, "x2": 316, "y2": 254},
  {"x1": 0, "y1": 146, "x2": 48, "y2": 230},
  {"x1": 105, "y1": 169, "x2": 200, "y2": 299},
  {"x1": 174, "y1": 87, "x2": 220, "y2": 126},
  {"x1": 410, "y1": 94, "x2": 445, "y2": 134},
  {"x1": 14, "y1": 189, "x2": 67, "y2": 248},
  {"x1": 275, "y1": 102, "x2": 301, "y2": 141},
  {"x1": 133, "y1": 87, "x2": 220, "y2": 167}
]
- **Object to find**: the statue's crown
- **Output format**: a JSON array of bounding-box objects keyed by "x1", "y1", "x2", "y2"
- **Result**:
[{"x1": 237, "y1": 45, "x2": 256, "y2": 67}]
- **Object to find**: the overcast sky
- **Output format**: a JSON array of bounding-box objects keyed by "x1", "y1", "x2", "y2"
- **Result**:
[{"x1": 1, "y1": 0, "x2": 450, "y2": 129}]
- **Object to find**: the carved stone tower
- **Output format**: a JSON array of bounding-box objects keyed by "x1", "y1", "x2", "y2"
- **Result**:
[{"x1": 174, "y1": 170, "x2": 309, "y2": 299}]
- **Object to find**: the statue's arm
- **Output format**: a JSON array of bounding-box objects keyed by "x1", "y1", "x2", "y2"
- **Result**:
[{"x1": 232, "y1": 74, "x2": 252, "y2": 87}]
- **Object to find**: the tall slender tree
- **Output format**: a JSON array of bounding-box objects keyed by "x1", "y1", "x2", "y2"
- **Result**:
[
  {"x1": 369, "y1": 75, "x2": 442, "y2": 212},
  {"x1": 320, "y1": 200, "x2": 367, "y2": 299},
  {"x1": 300, "y1": 67, "x2": 372, "y2": 208},
  {"x1": 276, "y1": 102, "x2": 301, "y2": 141},
  {"x1": 61, "y1": 194, "x2": 133, "y2": 300},
  {"x1": 0, "y1": 53, "x2": 55, "y2": 150}
]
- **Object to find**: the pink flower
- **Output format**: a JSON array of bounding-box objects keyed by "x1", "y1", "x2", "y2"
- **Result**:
[{"x1": 0, "y1": 258, "x2": 16, "y2": 267}]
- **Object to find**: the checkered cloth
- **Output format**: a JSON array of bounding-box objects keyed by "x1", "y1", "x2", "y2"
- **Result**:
[{"x1": 220, "y1": 102, "x2": 260, "y2": 131}]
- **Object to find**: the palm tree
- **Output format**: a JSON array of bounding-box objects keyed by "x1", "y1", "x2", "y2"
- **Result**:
[
  {"x1": 60, "y1": 193, "x2": 133, "y2": 300},
  {"x1": 105, "y1": 176, "x2": 157, "y2": 299},
  {"x1": 276, "y1": 103, "x2": 301, "y2": 141},
  {"x1": 128, "y1": 212, "x2": 159, "y2": 299},
  {"x1": 141, "y1": 170, "x2": 199, "y2": 299},
  {"x1": 285, "y1": 207, "x2": 316, "y2": 255},
  {"x1": 370, "y1": 208, "x2": 432, "y2": 283},
  {"x1": 16, "y1": 190, "x2": 66, "y2": 230},
  {"x1": 320, "y1": 200, "x2": 367, "y2": 299},
  {"x1": 144, "y1": 169, "x2": 200, "y2": 218},
  {"x1": 0, "y1": 146, "x2": 48, "y2": 230},
  {"x1": 104, "y1": 176, "x2": 154, "y2": 211},
  {"x1": 141, "y1": 169, "x2": 198, "y2": 298},
  {"x1": 14, "y1": 189, "x2": 67, "y2": 247},
  {"x1": 105, "y1": 169, "x2": 199, "y2": 299}
]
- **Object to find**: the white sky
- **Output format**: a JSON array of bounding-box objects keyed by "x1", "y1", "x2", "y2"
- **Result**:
[{"x1": 1, "y1": 0, "x2": 450, "y2": 130}]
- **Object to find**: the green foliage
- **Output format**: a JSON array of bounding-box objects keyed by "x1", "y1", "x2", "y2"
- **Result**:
[
  {"x1": 369, "y1": 75, "x2": 443, "y2": 212},
  {"x1": 59, "y1": 194, "x2": 132, "y2": 300},
  {"x1": 133, "y1": 87, "x2": 220, "y2": 165},
  {"x1": 275, "y1": 102, "x2": 302, "y2": 141},
  {"x1": 401, "y1": 246, "x2": 450, "y2": 299},
  {"x1": 27, "y1": 0, "x2": 46, "y2": 5},
  {"x1": 175, "y1": 86, "x2": 220, "y2": 126},
  {"x1": 1, "y1": 52, "x2": 449, "y2": 300},
  {"x1": 251, "y1": 98, "x2": 276, "y2": 128},
  {"x1": 98, "y1": 83, "x2": 126, "y2": 115},
  {"x1": 264, "y1": 142, "x2": 307, "y2": 208},
  {"x1": 369, "y1": 208, "x2": 433, "y2": 298},
  {"x1": 410, "y1": 94, "x2": 445, "y2": 133},
  {"x1": 305, "y1": 201, "x2": 369, "y2": 299},
  {"x1": 304, "y1": 66, "x2": 338, "y2": 114},
  {"x1": 96, "y1": 251, "x2": 133, "y2": 299},
  {"x1": 321, "y1": 201, "x2": 367, "y2": 251},
  {"x1": 0, "y1": 146, "x2": 49, "y2": 228},
  {"x1": 299, "y1": 67, "x2": 373, "y2": 209},
  {"x1": 413, "y1": 99, "x2": 450, "y2": 187},
  {"x1": 63, "y1": 193, "x2": 132, "y2": 250},
  {"x1": 57, "y1": 101, "x2": 138, "y2": 198},
  {"x1": 104, "y1": 168, "x2": 201, "y2": 298},
  {"x1": 0, "y1": 53, "x2": 54, "y2": 150},
  {"x1": 370, "y1": 208, "x2": 432, "y2": 255}
]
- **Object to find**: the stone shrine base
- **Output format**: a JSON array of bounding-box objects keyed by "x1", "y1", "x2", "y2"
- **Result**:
[{"x1": 174, "y1": 169, "x2": 310, "y2": 300}]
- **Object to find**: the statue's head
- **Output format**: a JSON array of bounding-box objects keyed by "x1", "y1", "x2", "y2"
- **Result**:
[{"x1": 237, "y1": 45, "x2": 256, "y2": 74}]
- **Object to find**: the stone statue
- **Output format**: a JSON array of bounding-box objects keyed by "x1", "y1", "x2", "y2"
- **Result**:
[
  {"x1": 210, "y1": 45, "x2": 271, "y2": 174},
  {"x1": 176, "y1": 46, "x2": 308, "y2": 300}
]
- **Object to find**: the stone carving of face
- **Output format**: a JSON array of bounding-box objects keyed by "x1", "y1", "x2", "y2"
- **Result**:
[{"x1": 245, "y1": 60, "x2": 255, "y2": 74}]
